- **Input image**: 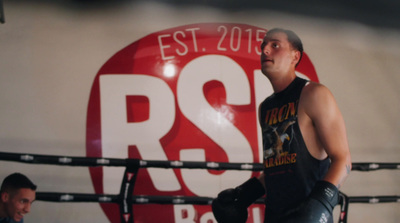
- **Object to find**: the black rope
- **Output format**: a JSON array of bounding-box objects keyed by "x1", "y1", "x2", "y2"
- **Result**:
[
  {"x1": 351, "y1": 162, "x2": 400, "y2": 171},
  {"x1": 36, "y1": 192, "x2": 119, "y2": 203},
  {"x1": 349, "y1": 196, "x2": 400, "y2": 203},
  {"x1": 0, "y1": 151, "x2": 263, "y2": 170},
  {"x1": 35, "y1": 192, "x2": 400, "y2": 205},
  {"x1": 1, "y1": 151, "x2": 399, "y2": 172},
  {"x1": 0, "y1": 151, "x2": 126, "y2": 167}
]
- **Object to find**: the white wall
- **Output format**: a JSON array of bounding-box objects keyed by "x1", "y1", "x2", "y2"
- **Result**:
[{"x1": 1, "y1": 1, "x2": 399, "y2": 222}]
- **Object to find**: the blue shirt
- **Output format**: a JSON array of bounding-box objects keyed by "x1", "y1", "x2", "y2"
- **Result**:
[{"x1": 0, "y1": 217, "x2": 23, "y2": 223}]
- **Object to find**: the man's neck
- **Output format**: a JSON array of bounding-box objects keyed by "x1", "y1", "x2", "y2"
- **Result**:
[
  {"x1": 268, "y1": 73, "x2": 296, "y2": 93},
  {"x1": 0, "y1": 203, "x2": 7, "y2": 218}
]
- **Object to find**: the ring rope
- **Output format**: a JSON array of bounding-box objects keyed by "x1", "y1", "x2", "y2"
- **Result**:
[
  {"x1": 33, "y1": 192, "x2": 400, "y2": 205},
  {"x1": 1, "y1": 151, "x2": 399, "y2": 223},
  {"x1": 1, "y1": 151, "x2": 399, "y2": 171}
]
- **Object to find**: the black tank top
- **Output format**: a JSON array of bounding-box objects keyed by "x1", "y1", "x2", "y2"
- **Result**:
[{"x1": 259, "y1": 77, "x2": 330, "y2": 216}]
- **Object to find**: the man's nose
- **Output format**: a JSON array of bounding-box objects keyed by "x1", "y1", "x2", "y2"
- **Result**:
[
  {"x1": 23, "y1": 203, "x2": 31, "y2": 213},
  {"x1": 263, "y1": 45, "x2": 270, "y2": 55}
]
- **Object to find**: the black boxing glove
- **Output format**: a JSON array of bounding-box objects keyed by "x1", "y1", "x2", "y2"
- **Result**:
[
  {"x1": 212, "y1": 177, "x2": 265, "y2": 223},
  {"x1": 280, "y1": 181, "x2": 339, "y2": 223}
]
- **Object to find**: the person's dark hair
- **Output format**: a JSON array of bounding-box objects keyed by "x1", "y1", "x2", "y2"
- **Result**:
[
  {"x1": 0, "y1": 173, "x2": 37, "y2": 194},
  {"x1": 266, "y1": 28, "x2": 303, "y2": 67}
]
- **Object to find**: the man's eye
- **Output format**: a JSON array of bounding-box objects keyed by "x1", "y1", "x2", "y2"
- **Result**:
[{"x1": 272, "y1": 43, "x2": 279, "y2": 48}]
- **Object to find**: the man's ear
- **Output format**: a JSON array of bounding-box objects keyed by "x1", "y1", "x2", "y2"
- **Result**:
[
  {"x1": 1, "y1": 192, "x2": 9, "y2": 202},
  {"x1": 292, "y1": 50, "x2": 301, "y2": 66}
]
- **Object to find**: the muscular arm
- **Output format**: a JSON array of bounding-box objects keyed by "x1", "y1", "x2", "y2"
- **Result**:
[{"x1": 301, "y1": 82, "x2": 351, "y2": 188}]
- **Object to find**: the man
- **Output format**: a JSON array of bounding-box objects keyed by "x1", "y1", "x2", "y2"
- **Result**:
[
  {"x1": 212, "y1": 28, "x2": 351, "y2": 223},
  {"x1": 0, "y1": 173, "x2": 36, "y2": 223}
]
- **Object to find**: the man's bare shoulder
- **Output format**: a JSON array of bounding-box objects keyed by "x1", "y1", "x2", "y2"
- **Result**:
[
  {"x1": 302, "y1": 81, "x2": 333, "y2": 101},
  {"x1": 300, "y1": 81, "x2": 337, "y2": 118},
  {"x1": 303, "y1": 81, "x2": 331, "y2": 94}
]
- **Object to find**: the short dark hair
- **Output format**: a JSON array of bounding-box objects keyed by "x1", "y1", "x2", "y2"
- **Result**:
[
  {"x1": 0, "y1": 173, "x2": 37, "y2": 194},
  {"x1": 266, "y1": 28, "x2": 303, "y2": 67}
]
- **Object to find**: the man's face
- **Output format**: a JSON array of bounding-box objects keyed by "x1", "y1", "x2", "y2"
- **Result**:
[
  {"x1": 260, "y1": 31, "x2": 299, "y2": 77},
  {"x1": 2, "y1": 188, "x2": 36, "y2": 221}
]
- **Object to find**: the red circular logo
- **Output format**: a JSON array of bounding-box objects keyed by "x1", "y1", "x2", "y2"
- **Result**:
[{"x1": 86, "y1": 23, "x2": 318, "y2": 222}]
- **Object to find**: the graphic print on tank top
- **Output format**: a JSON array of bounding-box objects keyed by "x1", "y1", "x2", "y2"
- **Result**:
[{"x1": 262, "y1": 111, "x2": 297, "y2": 162}]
